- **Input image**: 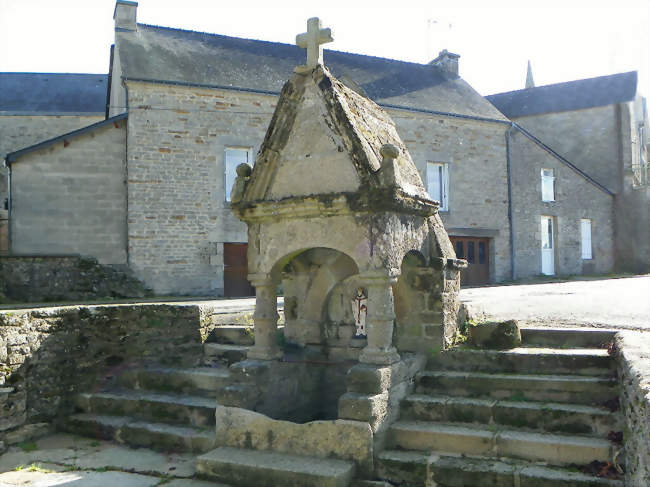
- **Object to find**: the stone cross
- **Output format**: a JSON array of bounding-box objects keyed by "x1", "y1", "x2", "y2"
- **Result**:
[{"x1": 296, "y1": 17, "x2": 333, "y2": 68}]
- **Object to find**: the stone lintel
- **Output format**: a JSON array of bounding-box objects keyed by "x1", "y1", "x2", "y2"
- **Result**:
[{"x1": 233, "y1": 188, "x2": 438, "y2": 223}]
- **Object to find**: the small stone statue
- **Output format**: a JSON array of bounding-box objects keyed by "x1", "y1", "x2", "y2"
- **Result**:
[
  {"x1": 230, "y1": 163, "x2": 253, "y2": 204},
  {"x1": 351, "y1": 287, "x2": 368, "y2": 338}
]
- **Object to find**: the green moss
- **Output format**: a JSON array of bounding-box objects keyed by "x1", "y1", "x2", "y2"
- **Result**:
[
  {"x1": 18, "y1": 441, "x2": 38, "y2": 452},
  {"x1": 508, "y1": 391, "x2": 527, "y2": 402}
]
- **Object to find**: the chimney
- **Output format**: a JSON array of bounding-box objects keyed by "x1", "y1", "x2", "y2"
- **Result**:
[
  {"x1": 114, "y1": 0, "x2": 138, "y2": 31},
  {"x1": 429, "y1": 49, "x2": 460, "y2": 76}
]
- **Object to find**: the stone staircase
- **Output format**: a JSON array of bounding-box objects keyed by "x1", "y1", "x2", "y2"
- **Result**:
[
  {"x1": 376, "y1": 327, "x2": 624, "y2": 486},
  {"x1": 65, "y1": 326, "x2": 252, "y2": 453},
  {"x1": 63, "y1": 324, "x2": 626, "y2": 487}
]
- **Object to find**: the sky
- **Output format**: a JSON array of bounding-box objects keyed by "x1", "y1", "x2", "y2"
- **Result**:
[{"x1": 0, "y1": 0, "x2": 648, "y2": 97}]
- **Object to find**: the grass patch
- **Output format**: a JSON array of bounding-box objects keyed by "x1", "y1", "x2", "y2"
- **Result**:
[{"x1": 14, "y1": 463, "x2": 56, "y2": 473}]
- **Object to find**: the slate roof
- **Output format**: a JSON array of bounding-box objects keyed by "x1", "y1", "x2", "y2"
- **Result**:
[
  {"x1": 116, "y1": 24, "x2": 507, "y2": 121},
  {"x1": 0, "y1": 73, "x2": 108, "y2": 114},
  {"x1": 486, "y1": 71, "x2": 637, "y2": 118},
  {"x1": 5, "y1": 113, "x2": 127, "y2": 165}
]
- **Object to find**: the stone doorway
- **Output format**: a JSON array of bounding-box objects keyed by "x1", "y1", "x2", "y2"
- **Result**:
[
  {"x1": 224, "y1": 243, "x2": 255, "y2": 297},
  {"x1": 451, "y1": 236, "x2": 490, "y2": 285}
]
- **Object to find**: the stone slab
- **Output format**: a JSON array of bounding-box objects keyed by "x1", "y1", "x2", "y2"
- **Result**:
[
  {"x1": 197, "y1": 446, "x2": 354, "y2": 487},
  {"x1": 213, "y1": 406, "x2": 373, "y2": 474}
]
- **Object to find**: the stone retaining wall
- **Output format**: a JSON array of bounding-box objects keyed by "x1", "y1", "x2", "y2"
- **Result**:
[
  {"x1": 0, "y1": 255, "x2": 151, "y2": 303},
  {"x1": 617, "y1": 331, "x2": 650, "y2": 486},
  {"x1": 0, "y1": 303, "x2": 227, "y2": 442}
]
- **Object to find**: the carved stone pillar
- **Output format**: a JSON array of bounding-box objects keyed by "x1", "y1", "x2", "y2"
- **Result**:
[
  {"x1": 359, "y1": 270, "x2": 401, "y2": 365},
  {"x1": 247, "y1": 273, "x2": 283, "y2": 361}
]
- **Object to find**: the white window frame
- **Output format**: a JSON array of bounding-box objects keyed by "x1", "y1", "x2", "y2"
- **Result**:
[
  {"x1": 224, "y1": 147, "x2": 253, "y2": 203},
  {"x1": 580, "y1": 218, "x2": 593, "y2": 260},
  {"x1": 541, "y1": 168, "x2": 555, "y2": 202},
  {"x1": 427, "y1": 162, "x2": 449, "y2": 211}
]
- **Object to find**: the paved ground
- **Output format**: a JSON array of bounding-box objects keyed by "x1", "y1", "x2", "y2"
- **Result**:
[
  {"x1": 2, "y1": 276, "x2": 648, "y2": 331},
  {"x1": 0, "y1": 433, "x2": 227, "y2": 486},
  {"x1": 460, "y1": 275, "x2": 650, "y2": 330}
]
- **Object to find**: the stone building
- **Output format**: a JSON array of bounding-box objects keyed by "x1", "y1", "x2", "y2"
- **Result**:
[
  {"x1": 488, "y1": 71, "x2": 650, "y2": 274},
  {"x1": 2, "y1": 1, "x2": 647, "y2": 295},
  {"x1": 0, "y1": 73, "x2": 108, "y2": 253}
]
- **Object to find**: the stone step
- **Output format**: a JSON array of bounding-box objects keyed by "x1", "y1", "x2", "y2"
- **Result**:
[
  {"x1": 203, "y1": 343, "x2": 250, "y2": 366},
  {"x1": 75, "y1": 390, "x2": 216, "y2": 427},
  {"x1": 416, "y1": 370, "x2": 618, "y2": 405},
  {"x1": 210, "y1": 325, "x2": 255, "y2": 346},
  {"x1": 389, "y1": 421, "x2": 614, "y2": 466},
  {"x1": 376, "y1": 449, "x2": 623, "y2": 487},
  {"x1": 65, "y1": 413, "x2": 215, "y2": 453},
  {"x1": 196, "y1": 446, "x2": 355, "y2": 487},
  {"x1": 520, "y1": 327, "x2": 617, "y2": 349},
  {"x1": 426, "y1": 348, "x2": 615, "y2": 376},
  {"x1": 118, "y1": 366, "x2": 231, "y2": 397},
  {"x1": 401, "y1": 394, "x2": 617, "y2": 436}
]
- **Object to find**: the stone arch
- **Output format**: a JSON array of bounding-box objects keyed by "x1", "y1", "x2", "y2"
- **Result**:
[
  {"x1": 393, "y1": 248, "x2": 444, "y2": 353},
  {"x1": 274, "y1": 247, "x2": 360, "y2": 347}
]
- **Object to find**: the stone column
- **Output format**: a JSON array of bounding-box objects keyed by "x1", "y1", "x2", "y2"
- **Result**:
[
  {"x1": 359, "y1": 270, "x2": 401, "y2": 365},
  {"x1": 247, "y1": 273, "x2": 283, "y2": 361}
]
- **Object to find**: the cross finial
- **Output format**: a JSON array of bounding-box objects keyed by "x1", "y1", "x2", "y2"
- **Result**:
[{"x1": 296, "y1": 17, "x2": 333, "y2": 69}]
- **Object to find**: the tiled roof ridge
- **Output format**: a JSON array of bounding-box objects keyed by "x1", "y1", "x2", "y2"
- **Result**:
[
  {"x1": 487, "y1": 70, "x2": 637, "y2": 98},
  {"x1": 136, "y1": 22, "x2": 436, "y2": 70}
]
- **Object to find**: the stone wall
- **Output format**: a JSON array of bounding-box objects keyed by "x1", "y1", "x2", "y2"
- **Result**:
[
  {"x1": 10, "y1": 118, "x2": 127, "y2": 264},
  {"x1": 124, "y1": 81, "x2": 514, "y2": 295},
  {"x1": 0, "y1": 115, "x2": 104, "y2": 201},
  {"x1": 617, "y1": 331, "x2": 650, "y2": 487},
  {"x1": 125, "y1": 81, "x2": 276, "y2": 295},
  {"x1": 392, "y1": 111, "x2": 512, "y2": 283},
  {"x1": 508, "y1": 129, "x2": 615, "y2": 278},
  {"x1": 0, "y1": 303, "x2": 225, "y2": 439},
  {"x1": 0, "y1": 209, "x2": 7, "y2": 255},
  {"x1": 0, "y1": 255, "x2": 150, "y2": 303},
  {"x1": 514, "y1": 105, "x2": 619, "y2": 193}
]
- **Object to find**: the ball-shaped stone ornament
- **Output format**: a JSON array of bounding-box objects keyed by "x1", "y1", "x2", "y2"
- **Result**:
[{"x1": 236, "y1": 163, "x2": 253, "y2": 177}]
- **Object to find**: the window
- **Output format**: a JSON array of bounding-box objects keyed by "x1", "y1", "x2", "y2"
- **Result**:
[
  {"x1": 427, "y1": 162, "x2": 449, "y2": 210},
  {"x1": 225, "y1": 147, "x2": 253, "y2": 202},
  {"x1": 581, "y1": 219, "x2": 592, "y2": 259},
  {"x1": 541, "y1": 168, "x2": 555, "y2": 202}
]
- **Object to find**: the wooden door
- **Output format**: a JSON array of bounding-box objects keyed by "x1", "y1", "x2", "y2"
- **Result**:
[
  {"x1": 450, "y1": 237, "x2": 490, "y2": 286},
  {"x1": 224, "y1": 243, "x2": 255, "y2": 297}
]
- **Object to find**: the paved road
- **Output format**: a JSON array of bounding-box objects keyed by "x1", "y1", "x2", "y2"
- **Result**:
[
  {"x1": 3, "y1": 276, "x2": 648, "y2": 330},
  {"x1": 460, "y1": 275, "x2": 650, "y2": 330}
]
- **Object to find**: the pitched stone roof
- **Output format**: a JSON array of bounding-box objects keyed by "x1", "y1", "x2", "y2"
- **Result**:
[
  {"x1": 486, "y1": 71, "x2": 637, "y2": 118},
  {"x1": 242, "y1": 65, "x2": 432, "y2": 209},
  {"x1": 0, "y1": 73, "x2": 108, "y2": 115},
  {"x1": 116, "y1": 24, "x2": 507, "y2": 121}
]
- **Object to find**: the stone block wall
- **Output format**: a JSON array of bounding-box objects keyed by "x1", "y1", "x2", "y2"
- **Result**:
[
  {"x1": 125, "y1": 82, "x2": 276, "y2": 295},
  {"x1": 0, "y1": 210, "x2": 7, "y2": 254},
  {"x1": 617, "y1": 331, "x2": 650, "y2": 486},
  {"x1": 0, "y1": 255, "x2": 150, "y2": 303},
  {"x1": 0, "y1": 303, "x2": 224, "y2": 438},
  {"x1": 10, "y1": 118, "x2": 127, "y2": 264},
  {"x1": 392, "y1": 112, "x2": 512, "y2": 283},
  {"x1": 509, "y1": 129, "x2": 615, "y2": 278},
  {"x1": 514, "y1": 105, "x2": 619, "y2": 193},
  {"x1": 0, "y1": 114, "x2": 104, "y2": 202}
]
